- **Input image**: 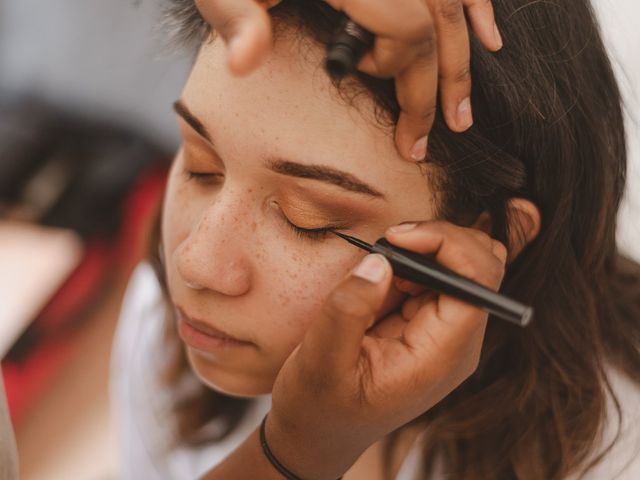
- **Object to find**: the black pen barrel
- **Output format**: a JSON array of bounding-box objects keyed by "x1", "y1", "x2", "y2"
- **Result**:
[
  {"x1": 372, "y1": 239, "x2": 533, "y2": 326},
  {"x1": 325, "y1": 16, "x2": 375, "y2": 79}
]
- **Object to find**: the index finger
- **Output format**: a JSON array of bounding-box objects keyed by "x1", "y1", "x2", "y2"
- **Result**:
[
  {"x1": 326, "y1": 0, "x2": 439, "y2": 161},
  {"x1": 195, "y1": 0, "x2": 279, "y2": 75},
  {"x1": 395, "y1": 44, "x2": 439, "y2": 161}
]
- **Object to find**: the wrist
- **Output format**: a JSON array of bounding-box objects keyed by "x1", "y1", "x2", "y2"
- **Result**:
[{"x1": 264, "y1": 411, "x2": 365, "y2": 480}]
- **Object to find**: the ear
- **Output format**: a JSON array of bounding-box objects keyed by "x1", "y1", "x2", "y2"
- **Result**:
[
  {"x1": 472, "y1": 198, "x2": 541, "y2": 262},
  {"x1": 505, "y1": 198, "x2": 541, "y2": 261}
]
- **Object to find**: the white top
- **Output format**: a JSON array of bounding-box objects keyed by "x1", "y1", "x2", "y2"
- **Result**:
[{"x1": 110, "y1": 263, "x2": 640, "y2": 479}]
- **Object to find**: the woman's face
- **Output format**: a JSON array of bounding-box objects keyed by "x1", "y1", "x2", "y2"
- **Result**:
[{"x1": 162, "y1": 32, "x2": 437, "y2": 397}]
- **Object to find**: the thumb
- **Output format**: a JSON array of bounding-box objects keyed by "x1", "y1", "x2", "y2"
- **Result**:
[
  {"x1": 300, "y1": 254, "x2": 393, "y2": 375},
  {"x1": 195, "y1": 0, "x2": 274, "y2": 75}
]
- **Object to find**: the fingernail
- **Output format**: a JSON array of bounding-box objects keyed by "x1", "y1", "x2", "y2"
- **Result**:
[
  {"x1": 410, "y1": 135, "x2": 428, "y2": 161},
  {"x1": 494, "y1": 23, "x2": 503, "y2": 49},
  {"x1": 456, "y1": 97, "x2": 473, "y2": 130},
  {"x1": 353, "y1": 254, "x2": 388, "y2": 284},
  {"x1": 388, "y1": 222, "x2": 417, "y2": 234}
]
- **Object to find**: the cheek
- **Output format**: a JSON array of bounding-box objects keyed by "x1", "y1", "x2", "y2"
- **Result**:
[{"x1": 261, "y1": 245, "x2": 359, "y2": 351}]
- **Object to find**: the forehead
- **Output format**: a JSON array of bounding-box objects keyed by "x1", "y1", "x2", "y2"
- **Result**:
[
  {"x1": 181, "y1": 33, "x2": 435, "y2": 217},
  {"x1": 185, "y1": 32, "x2": 397, "y2": 162}
]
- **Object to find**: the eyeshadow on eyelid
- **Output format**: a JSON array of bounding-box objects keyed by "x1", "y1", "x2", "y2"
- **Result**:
[
  {"x1": 278, "y1": 196, "x2": 365, "y2": 228},
  {"x1": 286, "y1": 190, "x2": 375, "y2": 217}
]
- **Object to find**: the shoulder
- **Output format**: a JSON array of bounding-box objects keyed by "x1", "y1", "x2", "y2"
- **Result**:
[
  {"x1": 111, "y1": 262, "x2": 167, "y2": 383},
  {"x1": 576, "y1": 365, "x2": 640, "y2": 480},
  {"x1": 110, "y1": 260, "x2": 167, "y2": 386},
  {"x1": 116, "y1": 262, "x2": 163, "y2": 337}
]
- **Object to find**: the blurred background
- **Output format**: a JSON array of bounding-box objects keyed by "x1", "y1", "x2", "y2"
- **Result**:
[{"x1": 0, "y1": 0, "x2": 638, "y2": 478}]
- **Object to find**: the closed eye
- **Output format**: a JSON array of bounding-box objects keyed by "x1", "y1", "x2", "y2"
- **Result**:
[
  {"x1": 282, "y1": 216, "x2": 343, "y2": 241},
  {"x1": 184, "y1": 170, "x2": 224, "y2": 185}
]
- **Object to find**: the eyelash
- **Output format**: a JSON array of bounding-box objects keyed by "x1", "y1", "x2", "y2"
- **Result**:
[
  {"x1": 184, "y1": 170, "x2": 225, "y2": 187},
  {"x1": 284, "y1": 219, "x2": 337, "y2": 241},
  {"x1": 185, "y1": 170, "x2": 219, "y2": 180}
]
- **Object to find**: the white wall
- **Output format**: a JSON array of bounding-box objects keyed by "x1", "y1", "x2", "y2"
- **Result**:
[
  {"x1": 0, "y1": 0, "x2": 638, "y2": 258},
  {"x1": 0, "y1": 0, "x2": 192, "y2": 151},
  {"x1": 593, "y1": 0, "x2": 640, "y2": 261}
]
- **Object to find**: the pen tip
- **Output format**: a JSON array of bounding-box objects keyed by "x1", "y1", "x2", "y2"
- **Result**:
[{"x1": 330, "y1": 230, "x2": 374, "y2": 252}]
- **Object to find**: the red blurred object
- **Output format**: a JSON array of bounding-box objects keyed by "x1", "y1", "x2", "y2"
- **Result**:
[{"x1": 2, "y1": 165, "x2": 167, "y2": 425}]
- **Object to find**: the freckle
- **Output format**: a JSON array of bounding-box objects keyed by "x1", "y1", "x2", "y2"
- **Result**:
[
  {"x1": 251, "y1": 221, "x2": 257, "y2": 232},
  {"x1": 278, "y1": 292, "x2": 290, "y2": 306}
]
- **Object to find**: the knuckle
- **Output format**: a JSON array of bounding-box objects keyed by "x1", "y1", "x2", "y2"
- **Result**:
[
  {"x1": 452, "y1": 252, "x2": 480, "y2": 280},
  {"x1": 406, "y1": 15, "x2": 436, "y2": 44},
  {"x1": 417, "y1": 104, "x2": 438, "y2": 123},
  {"x1": 417, "y1": 28, "x2": 438, "y2": 60},
  {"x1": 400, "y1": 93, "x2": 436, "y2": 124},
  {"x1": 437, "y1": 0, "x2": 464, "y2": 24},
  {"x1": 447, "y1": 65, "x2": 471, "y2": 85},
  {"x1": 430, "y1": 220, "x2": 456, "y2": 235},
  {"x1": 487, "y1": 261, "x2": 506, "y2": 286},
  {"x1": 463, "y1": 358, "x2": 480, "y2": 379},
  {"x1": 458, "y1": 261, "x2": 480, "y2": 281},
  {"x1": 470, "y1": 229, "x2": 492, "y2": 245},
  {"x1": 491, "y1": 240, "x2": 508, "y2": 263}
]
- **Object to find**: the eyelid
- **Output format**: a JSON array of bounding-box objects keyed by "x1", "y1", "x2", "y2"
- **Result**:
[
  {"x1": 282, "y1": 216, "x2": 337, "y2": 241},
  {"x1": 183, "y1": 168, "x2": 224, "y2": 187},
  {"x1": 283, "y1": 214, "x2": 342, "y2": 232},
  {"x1": 269, "y1": 200, "x2": 342, "y2": 240},
  {"x1": 180, "y1": 138, "x2": 225, "y2": 178}
]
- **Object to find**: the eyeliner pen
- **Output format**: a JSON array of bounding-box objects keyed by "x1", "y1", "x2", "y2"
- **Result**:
[
  {"x1": 332, "y1": 231, "x2": 533, "y2": 327},
  {"x1": 325, "y1": 14, "x2": 375, "y2": 79}
]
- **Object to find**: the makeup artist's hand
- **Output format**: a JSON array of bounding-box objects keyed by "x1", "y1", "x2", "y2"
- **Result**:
[
  {"x1": 193, "y1": 0, "x2": 502, "y2": 161},
  {"x1": 265, "y1": 221, "x2": 508, "y2": 479}
]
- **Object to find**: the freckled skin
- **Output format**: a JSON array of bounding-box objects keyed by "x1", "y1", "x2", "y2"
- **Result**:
[{"x1": 162, "y1": 32, "x2": 437, "y2": 397}]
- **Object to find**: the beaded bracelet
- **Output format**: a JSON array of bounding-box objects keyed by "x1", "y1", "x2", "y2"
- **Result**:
[{"x1": 259, "y1": 415, "x2": 343, "y2": 480}]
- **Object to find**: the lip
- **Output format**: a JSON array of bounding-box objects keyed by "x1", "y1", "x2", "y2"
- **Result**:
[{"x1": 176, "y1": 307, "x2": 253, "y2": 352}]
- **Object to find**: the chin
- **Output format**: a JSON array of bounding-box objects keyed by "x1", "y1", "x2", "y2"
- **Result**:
[{"x1": 186, "y1": 348, "x2": 274, "y2": 398}]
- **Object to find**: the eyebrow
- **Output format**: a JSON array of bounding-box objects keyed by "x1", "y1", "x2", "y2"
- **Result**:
[
  {"x1": 173, "y1": 99, "x2": 385, "y2": 199},
  {"x1": 173, "y1": 100, "x2": 213, "y2": 143},
  {"x1": 266, "y1": 159, "x2": 384, "y2": 198}
]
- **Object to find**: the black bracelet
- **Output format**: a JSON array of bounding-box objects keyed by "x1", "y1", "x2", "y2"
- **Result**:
[{"x1": 259, "y1": 415, "x2": 343, "y2": 480}]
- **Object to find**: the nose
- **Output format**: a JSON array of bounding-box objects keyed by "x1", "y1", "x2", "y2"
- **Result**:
[{"x1": 175, "y1": 193, "x2": 252, "y2": 296}]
